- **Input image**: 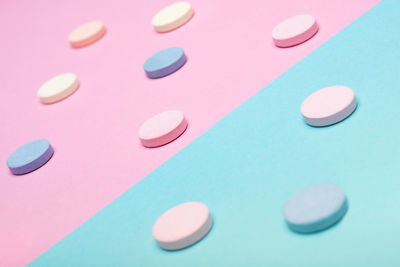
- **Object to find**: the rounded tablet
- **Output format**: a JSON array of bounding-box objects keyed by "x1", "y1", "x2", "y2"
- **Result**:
[
  {"x1": 283, "y1": 184, "x2": 348, "y2": 233},
  {"x1": 139, "y1": 110, "x2": 187, "y2": 148},
  {"x1": 68, "y1": 20, "x2": 106, "y2": 48},
  {"x1": 37, "y1": 73, "x2": 79, "y2": 104},
  {"x1": 7, "y1": 139, "x2": 54, "y2": 175},
  {"x1": 143, "y1": 47, "x2": 186, "y2": 79},
  {"x1": 152, "y1": 202, "x2": 212, "y2": 250},
  {"x1": 272, "y1": 14, "x2": 318, "y2": 47},
  {"x1": 301, "y1": 85, "x2": 357, "y2": 127},
  {"x1": 152, "y1": 2, "x2": 193, "y2": 33}
]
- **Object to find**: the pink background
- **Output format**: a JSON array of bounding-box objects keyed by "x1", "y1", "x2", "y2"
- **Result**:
[{"x1": 0, "y1": 0, "x2": 379, "y2": 266}]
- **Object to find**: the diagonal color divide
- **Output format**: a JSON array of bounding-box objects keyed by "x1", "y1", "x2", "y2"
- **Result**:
[
  {"x1": 30, "y1": 1, "x2": 400, "y2": 266},
  {"x1": 0, "y1": 0, "x2": 379, "y2": 266}
]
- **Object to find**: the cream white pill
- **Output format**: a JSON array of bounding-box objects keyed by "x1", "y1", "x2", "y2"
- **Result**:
[
  {"x1": 152, "y1": 202, "x2": 212, "y2": 250},
  {"x1": 138, "y1": 110, "x2": 187, "y2": 147},
  {"x1": 37, "y1": 73, "x2": 79, "y2": 104},
  {"x1": 272, "y1": 14, "x2": 318, "y2": 47},
  {"x1": 301, "y1": 85, "x2": 357, "y2": 127},
  {"x1": 152, "y1": 2, "x2": 193, "y2": 33}
]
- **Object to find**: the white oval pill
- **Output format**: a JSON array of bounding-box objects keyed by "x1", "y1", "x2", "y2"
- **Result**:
[
  {"x1": 37, "y1": 73, "x2": 79, "y2": 104},
  {"x1": 301, "y1": 85, "x2": 357, "y2": 127},
  {"x1": 272, "y1": 14, "x2": 318, "y2": 47},
  {"x1": 138, "y1": 110, "x2": 187, "y2": 148},
  {"x1": 152, "y1": 2, "x2": 193, "y2": 33},
  {"x1": 153, "y1": 202, "x2": 212, "y2": 250},
  {"x1": 284, "y1": 184, "x2": 348, "y2": 233},
  {"x1": 68, "y1": 20, "x2": 106, "y2": 48}
]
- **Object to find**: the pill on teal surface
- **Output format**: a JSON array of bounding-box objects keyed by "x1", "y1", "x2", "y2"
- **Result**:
[
  {"x1": 143, "y1": 47, "x2": 186, "y2": 78},
  {"x1": 283, "y1": 184, "x2": 348, "y2": 233},
  {"x1": 301, "y1": 85, "x2": 357, "y2": 127},
  {"x1": 7, "y1": 139, "x2": 54, "y2": 175},
  {"x1": 152, "y1": 202, "x2": 213, "y2": 250}
]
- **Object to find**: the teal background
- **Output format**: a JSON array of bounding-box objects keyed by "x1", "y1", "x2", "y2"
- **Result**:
[{"x1": 30, "y1": 1, "x2": 400, "y2": 266}]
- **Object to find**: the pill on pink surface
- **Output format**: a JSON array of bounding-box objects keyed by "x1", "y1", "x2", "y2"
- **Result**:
[
  {"x1": 272, "y1": 14, "x2": 318, "y2": 47},
  {"x1": 68, "y1": 21, "x2": 106, "y2": 48},
  {"x1": 152, "y1": 2, "x2": 194, "y2": 33},
  {"x1": 152, "y1": 202, "x2": 213, "y2": 250},
  {"x1": 138, "y1": 110, "x2": 187, "y2": 147},
  {"x1": 7, "y1": 139, "x2": 54, "y2": 175},
  {"x1": 301, "y1": 85, "x2": 357, "y2": 127},
  {"x1": 37, "y1": 73, "x2": 79, "y2": 104}
]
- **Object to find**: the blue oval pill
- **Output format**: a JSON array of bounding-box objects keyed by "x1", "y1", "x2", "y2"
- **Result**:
[
  {"x1": 283, "y1": 184, "x2": 348, "y2": 233},
  {"x1": 7, "y1": 139, "x2": 54, "y2": 175},
  {"x1": 143, "y1": 47, "x2": 186, "y2": 78}
]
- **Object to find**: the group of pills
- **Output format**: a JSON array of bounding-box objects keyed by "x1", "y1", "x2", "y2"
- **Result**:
[
  {"x1": 6, "y1": 2, "x2": 357, "y2": 252},
  {"x1": 152, "y1": 11, "x2": 357, "y2": 250},
  {"x1": 7, "y1": 2, "x2": 195, "y2": 175},
  {"x1": 155, "y1": 183, "x2": 349, "y2": 250}
]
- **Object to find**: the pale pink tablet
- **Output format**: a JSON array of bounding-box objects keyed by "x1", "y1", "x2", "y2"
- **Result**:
[
  {"x1": 68, "y1": 21, "x2": 106, "y2": 48},
  {"x1": 272, "y1": 14, "x2": 318, "y2": 47},
  {"x1": 152, "y1": 202, "x2": 213, "y2": 250},
  {"x1": 301, "y1": 85, "x2": 357, "y2": 127},
  {"x1": 138, "y1": 110, "x2": 187, "y2": 148}
]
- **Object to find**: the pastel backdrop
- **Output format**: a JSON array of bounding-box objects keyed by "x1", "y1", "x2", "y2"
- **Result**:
[
  {"x1": 31, "y1": 1, "x2": 400, "y2": 265},
  {"x1": 0, "y1": 0, "x2": 379, "y2": 266}
]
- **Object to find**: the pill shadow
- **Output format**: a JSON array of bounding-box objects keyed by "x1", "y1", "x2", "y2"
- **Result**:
[
  {"x1": 70, "y1": 28, "x2": 107, "y2": 49},
  {"x1": 154, "y1": 11, "x2": 195, "y2": 34},
  {"x1": 141, "y1": 122, "x2": 189, "y2": 149},
  {"x1": 39, "y1": 83, "x2": 80, "y2": 105},
  {"x1": 285, "y1": 201, "x2": 349, "y2": 236},
  {"x1": 286, "y1": 217, "x2": 346, "y2": 236},
  {"x1": 302, "y1": 100, "x2": 359, "y2": 128},
  {"x1": 273, "y1": 25, "x2": 320, "y2": 49},
  {"x1": 156, "y1": 212, "x2": 215, "y2": 253},
  {"x1": 9, "y1": 148, "x2": 55, "y2": 177},
  {"x1": 144, "y1": 54, "x2": 188, "y2": 80}
]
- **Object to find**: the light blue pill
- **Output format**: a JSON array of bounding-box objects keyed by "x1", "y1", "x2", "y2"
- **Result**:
[
  {"x1": 7, "y1": 139, "x2": 54, "y2": 175},
  {"x1": 143, "y1": 47, "x2": 186, "y2": 78},
  {"x1": 283, "y1": 184, "x2": 348, "y2": 233}
]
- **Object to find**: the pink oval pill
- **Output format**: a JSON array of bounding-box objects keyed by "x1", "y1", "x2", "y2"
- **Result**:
[
  {"x1": 272, "y1": 14, "x2": 318, "y2": 47},
  {"x1": 301, "y1": 85, "x2": 357, "y2": 127},
  {"x1": 138, "y1": 110, "x2": 187, "y2": 147},
  {"x1": 152, "y1": 202, "x2": 213, "y2": 250},
  {"x1": 68, "y1": 20, "x2": 106, "y2": 48}
]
